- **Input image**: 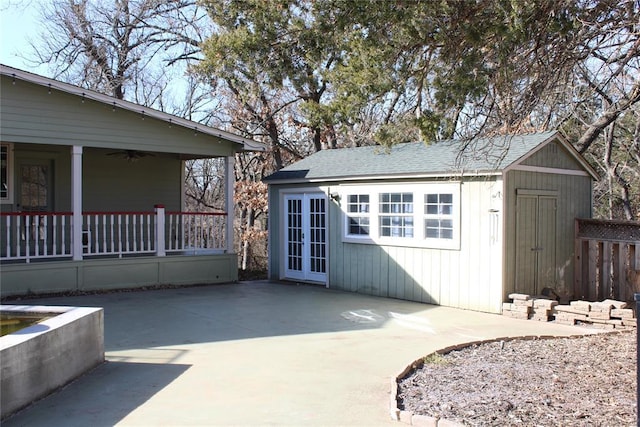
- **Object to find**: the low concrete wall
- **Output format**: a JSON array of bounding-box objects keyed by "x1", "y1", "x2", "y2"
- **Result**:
[
  {"x1": 0, "y1": 305, "x2": 104, "y2": 419},
  {"x1": 0, "y1": 253, "x2": 238, "y2": 297}
]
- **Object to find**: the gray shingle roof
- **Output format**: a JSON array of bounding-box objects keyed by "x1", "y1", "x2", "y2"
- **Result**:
[{"x1": 265, "y1": 131, "x2": 559, "y2": 182}]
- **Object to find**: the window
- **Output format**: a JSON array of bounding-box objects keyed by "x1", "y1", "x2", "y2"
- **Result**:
[
  {"x1": 0, "y1": 143, "x2": 13, "y2": 203},
  {"x1": 425, "y1": 193, "x2": 454, "y2": 239},
  {"x1": 379, "y1": 193, "x2": 413, "y2": 238},
  {"x1": 346, "y1": 194, "x2": 370, "y2": 236},
  {"x1": 341, "y1": 183, "x2": 460, "y2": 249}
]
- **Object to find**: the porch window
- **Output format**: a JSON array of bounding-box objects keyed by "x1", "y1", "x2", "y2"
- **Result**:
[
  {"x1": 379, "y1": 193, "x2": 413, "y2": 238},
  {"x1": 346, "y1": 194, "x2": 370, "y2": 236},
  {"x1": 1, "y1": 143, "x2": 12, "y2": 203}
]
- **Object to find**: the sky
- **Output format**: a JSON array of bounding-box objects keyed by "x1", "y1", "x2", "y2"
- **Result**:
[
  {"x1": 1, "y1": 0, "x2": 50, "y2": 75},
  {"x1": 0, "y1": 0, "x2": 198, "y2": 115}
]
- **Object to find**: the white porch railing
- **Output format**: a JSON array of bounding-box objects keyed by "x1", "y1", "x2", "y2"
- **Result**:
[
  {"x1": 0, "y1": 209, "x2": 227, "y2": 263},
  {"x1": 82, "y1": 211, "x2": 157, "y2": 257},
  {"x1": 0, "y1": 212, "x2": 73, "y2": 261},
  {"x1": 166, "y1": 211, "x2": 227, "y2": 254}
]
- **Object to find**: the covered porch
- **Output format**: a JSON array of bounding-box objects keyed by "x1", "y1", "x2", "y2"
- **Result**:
[{"x1": 0, "y1": 65, "x2": 266, "y2": 296}]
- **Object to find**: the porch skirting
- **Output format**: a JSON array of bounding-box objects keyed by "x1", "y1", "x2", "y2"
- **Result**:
[{"x1": 0, "y1": 254, "x2": 238, "y2": 297}]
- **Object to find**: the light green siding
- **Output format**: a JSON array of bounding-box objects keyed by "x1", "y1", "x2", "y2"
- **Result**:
[
  {"x1": 0, "y1": 74, "x2": 238, "y2": 157},
  {"x1": 0, "y1": 254, "x2": 238, "y2": 296},
  {"x1": 270, "y1": 178, "x2": 505, "y2": 313},
  {"x1": 3, "y1": 144, "x2": 182, "y2": 213},
  {"x1": 83, "y1": 148, "x2": 182, "y2": 211},
  {"x1": 503, "y1": 170, "x2": 592, "y2": 300},
  {"x1": 520, "y1": 140, "x2": 584, "y2": 170},
  {"x1": 329, "y1": 178, "x2": 504, "y2": 312}
]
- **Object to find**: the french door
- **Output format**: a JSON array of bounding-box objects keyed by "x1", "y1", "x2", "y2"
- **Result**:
[{"x1": 283, "y1": 193, "x2": 327, "y2": 283}]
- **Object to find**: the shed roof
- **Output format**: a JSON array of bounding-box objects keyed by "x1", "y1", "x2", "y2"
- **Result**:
[
  {"x1": 265, "y1": 131, "x2": 597, "y2": 183},
  {"x1": 0, "y1": 64, "x2": 267, "y2": 152}
]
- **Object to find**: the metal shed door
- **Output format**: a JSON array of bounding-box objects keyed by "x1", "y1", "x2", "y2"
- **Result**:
[
  {"x1": 283, "y1": 193, "x2": 327, "y2": 283},
  {"x1": 515, "y1": 193, "x2": 557, "y2": 295}
]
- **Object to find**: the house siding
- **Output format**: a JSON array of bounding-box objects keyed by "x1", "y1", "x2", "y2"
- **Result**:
[
  {"x1": 0, "y1": 74, "x2": 238, "y2": 157},
  {"x1": 269, "y1": 177, "x2": 505, "y2": 313},
  {"x1": 3, "y1": 144, "x2": 182, "y2": 213},
  {"x1": 503, "y1": 170, "x2": 592, "y2": 300},
  {"x1": 520, "y1": 140, "x2": 584, "y2": 170},
  {"x1": 83, "y1": 148, "x2": 182, "y2": 212},
  {"x1": 0, "y1": 254, "x2": 238, "y2": 295}
]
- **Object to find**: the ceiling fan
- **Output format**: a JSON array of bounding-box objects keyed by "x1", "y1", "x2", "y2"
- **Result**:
[{"x1": 106, "y1": 150, "x2": 156, "y2": 162}]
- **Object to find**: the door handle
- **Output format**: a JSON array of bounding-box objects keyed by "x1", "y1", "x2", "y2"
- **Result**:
[{"x1": 531, "y1": 247, "x2": 543, "y2": 251}]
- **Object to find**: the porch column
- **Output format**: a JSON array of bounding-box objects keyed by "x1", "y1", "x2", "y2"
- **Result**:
[
  {"x1": 225, "y1": 155, "x2": 235, "y2": 253},
  {"x1": 71, "y1": 146, "x2": 83, "y2": 260},
  {"x1": 155, "y1": 204, "x2": 166, "y2": 257}
]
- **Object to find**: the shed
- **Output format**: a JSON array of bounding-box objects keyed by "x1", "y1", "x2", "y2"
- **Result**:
[{"x1": 264, "y1": 132, "x2": 597, "y2": 313}]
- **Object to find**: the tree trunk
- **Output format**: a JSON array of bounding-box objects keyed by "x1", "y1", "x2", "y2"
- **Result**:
[{"x1": 240, "y1": 207, "x2": 255, "y2": 271}]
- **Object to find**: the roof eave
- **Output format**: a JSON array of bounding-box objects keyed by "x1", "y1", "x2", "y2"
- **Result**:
[
  {"x1": 265, "y1": 169, "x2": 503, "y2": 185},
  {"x1": 0, "y1": 64, "x2": 268, "y2": 153}
]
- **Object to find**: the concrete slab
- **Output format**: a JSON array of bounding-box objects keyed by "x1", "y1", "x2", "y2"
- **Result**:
[{"x1": 2, "y1": 281, "x2": 597, "y2": 426}]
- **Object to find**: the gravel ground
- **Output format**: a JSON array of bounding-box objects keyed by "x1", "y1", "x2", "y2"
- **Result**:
[{"x1": 397, "y1": 330, "x2": 636, "y2": 426}]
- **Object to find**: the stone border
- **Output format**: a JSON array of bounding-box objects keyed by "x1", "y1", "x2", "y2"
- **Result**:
[{"x1": 389, "y1": 333, "x2": 601, "y2": 426}]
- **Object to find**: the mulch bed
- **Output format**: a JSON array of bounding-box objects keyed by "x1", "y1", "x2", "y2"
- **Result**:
[{"x1": 397, "y1": 331, "x2": 636, "y2": 426}]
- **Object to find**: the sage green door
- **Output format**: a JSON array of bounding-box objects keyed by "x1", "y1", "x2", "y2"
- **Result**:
[{"x1": 515, "y1": 193, "x2": 557, "y2": 295}]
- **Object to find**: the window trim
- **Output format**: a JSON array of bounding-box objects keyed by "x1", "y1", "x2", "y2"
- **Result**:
[
  {"x1": 0, "y1": 143, "x2": 14, "y2": 204},
  {"x1": 345, "y1": 193, "x2": 371, "y2": 237},
  {"x1": 341, "y1": 182, "x2": 461, "y2": 250}
]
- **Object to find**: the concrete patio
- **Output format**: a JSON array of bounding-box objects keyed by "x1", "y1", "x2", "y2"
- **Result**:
[{"x1": 2, "y1": 281, "x2": 596, "y2": 426}]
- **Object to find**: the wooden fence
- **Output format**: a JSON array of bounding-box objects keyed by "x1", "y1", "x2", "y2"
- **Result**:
[{"x1": 574, "y1": 218, "x2": 640, "y2": 302}]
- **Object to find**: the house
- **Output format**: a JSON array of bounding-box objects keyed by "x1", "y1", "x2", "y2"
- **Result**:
[
  {"x1": 264, "y1": 132, "x2": 598, "y2": 313},
  {"x1": 0, "y1": 64, "x2": 266, "y2": 297}
]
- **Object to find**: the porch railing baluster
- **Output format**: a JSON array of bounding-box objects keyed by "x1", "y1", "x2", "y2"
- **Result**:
[
  {"x1": 32, "y1": 215, "x2": 40, "y2": 258},
  {"x1": 60, "y1": 215, "x2": 66, "y2": 255},
  {"x1": 1, "y1": 210, "x2": 227, "y2": 262},
  {"x1": 109, "y1": 214, "x2": 114, "y2": 253},
  {"x1": 117, "y1": 214, "x2": 122, "y2": 254},
  {"x1": 101, "y1": 214, "x2": 106, "y2": 253},
  {"x1": 93, "y1": 215, "x2": 99, "y2": 254},
  {"x1": 3, "y1": 215, "x2": 9, "y2": 257},
  {"x1": 51, "y1": 215, "x2": 57, "y2": 255},
  {"x1": 42, "y1": 215, "x2": 48, "y2": 256},
  {"x1": 25, "y1": 216, "x2": 31, "y2": 263},
  {"x1": 125, "y1": 215, "x2": 130, "y2": 253}
]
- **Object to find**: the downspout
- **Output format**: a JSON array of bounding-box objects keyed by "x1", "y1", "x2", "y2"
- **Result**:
[{"x1": 71, "y1": 146, "x2": 83, "y2": 261}]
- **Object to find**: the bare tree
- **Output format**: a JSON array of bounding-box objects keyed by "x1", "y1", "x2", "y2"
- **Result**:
[{"x1": 31, "y1": 0, "x2": 207, "y2": 101}]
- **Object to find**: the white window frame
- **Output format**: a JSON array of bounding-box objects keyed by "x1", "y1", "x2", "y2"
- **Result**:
[
  {"x1": 341, "y1": 182, "x2": 460, "y2": 250},
  {"x1": 0, "y1": 143, "x2": 14, "y2": 204},
  {"x1": 345, "y1": 194, "x2": 371, "y2": 237},
  {"x1": 378, "y1": 191, "x2": 414, "y2": 238}
]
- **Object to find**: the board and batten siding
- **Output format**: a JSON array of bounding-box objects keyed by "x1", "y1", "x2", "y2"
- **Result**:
[
  {"x1": 520, "y1": 140, "x2": 585, "y2": 170},
  {"x1": 503, "y1": 169, "x2": 592, "y2": 300},
  {"x1": 326, "y1": 177, "x2": 504, "y2": 313},
  {"x1": 0, "y1": 74, "x2": 238, "y2": 158}
]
